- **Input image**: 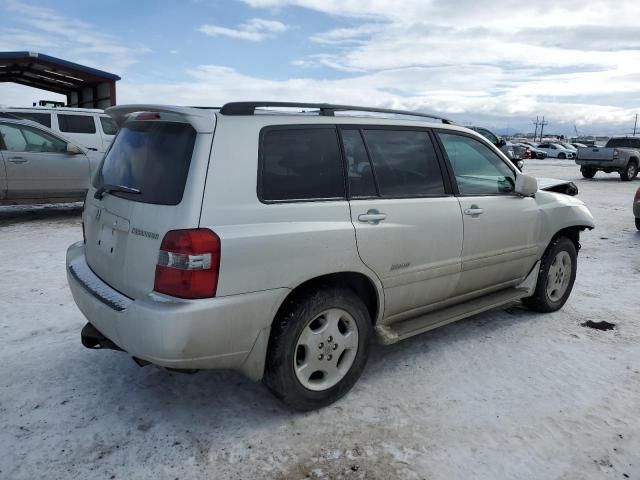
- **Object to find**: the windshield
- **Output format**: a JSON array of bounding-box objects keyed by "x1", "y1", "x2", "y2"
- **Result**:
[{"x1": 93, "y1": 120, "x2": 196, "y2": 205}]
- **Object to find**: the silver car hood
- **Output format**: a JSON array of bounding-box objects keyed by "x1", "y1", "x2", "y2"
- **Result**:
[{"x1": 536, "y1": 177, "x2": 579, "y2": 196}]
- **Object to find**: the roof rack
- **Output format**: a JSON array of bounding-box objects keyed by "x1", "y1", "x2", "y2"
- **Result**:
[{"x1": 218, "y1": 101, "x2": 455, "y2": 124}]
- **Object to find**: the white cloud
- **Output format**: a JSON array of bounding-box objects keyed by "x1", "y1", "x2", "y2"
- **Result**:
[
  {"x1": 115, "y1": 63, "x2": 640, "y2": 134},
  {"x1": 198, "y1": 17, "x2": 289, "y2": 41}
]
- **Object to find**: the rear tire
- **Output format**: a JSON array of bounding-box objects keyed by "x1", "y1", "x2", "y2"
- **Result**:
[
  {"x1": 636, "y1": 217, "x2": 640, "y2": 230},
  {"x1": 620, "y1": 162, "x2": 638, "y2": 181},
  {"x1": 264, "y1": 287, "x2": 372, "y2": 411},
  {"x1": 523, "y1": 237, "x2": 577, "y2": 313},
  {"x1": 581, "y1": 167, "x2": 596, "y2": 179}
]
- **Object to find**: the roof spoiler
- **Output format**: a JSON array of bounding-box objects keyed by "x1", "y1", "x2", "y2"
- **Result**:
[{"x1": 106, "y1": 104, "x2": 216, "y2": 133}]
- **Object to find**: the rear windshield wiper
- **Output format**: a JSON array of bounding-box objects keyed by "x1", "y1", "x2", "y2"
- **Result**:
[{"x1": 94, "y1": 184, "x2": 142, "y2": 200}]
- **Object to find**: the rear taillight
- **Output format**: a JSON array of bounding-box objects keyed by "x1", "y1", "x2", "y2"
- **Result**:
[
  {"x1": 635, "y1": 187, "x2": 640, "y2": 201},
  {"x1": 154, "y1": 229, "x2": 221, "y2": 299}
]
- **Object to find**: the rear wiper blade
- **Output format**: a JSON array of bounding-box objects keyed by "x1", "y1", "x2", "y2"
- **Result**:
[{"x1": 94, "y1": 184, "x2": 142, "y2": 200}]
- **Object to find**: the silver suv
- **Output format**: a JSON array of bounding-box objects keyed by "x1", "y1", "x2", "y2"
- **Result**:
[{"x1": 66, "y1": 102, "x2": 594, "y2": 410}]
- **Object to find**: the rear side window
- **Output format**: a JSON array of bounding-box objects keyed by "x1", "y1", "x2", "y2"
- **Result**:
[
  {"x1": 58, "y1": 114, "x2": 96, "y2": 134},
  {"x1": 606, "y1": 138, "x2": 640, "y2": 149},
  {"x1": 100, "y1": 117, "x2": 118, "y2": 135},
  {"x1": 260, "y1": 127, "x2": 345, "y2": 201},
  {"x1": 362, "y1": 129, "x2": 445, "y2": 197},
  {"x1": 12, "y1": 112, "x2": 52, "y2": 128},
  {"x1": 94, "y1": 121, "x2": 196, "y2": 205}
]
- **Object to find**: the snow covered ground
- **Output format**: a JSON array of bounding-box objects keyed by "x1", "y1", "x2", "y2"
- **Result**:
[{"x1": 1, "y1": 160, "x2": 638, "y2": 480}]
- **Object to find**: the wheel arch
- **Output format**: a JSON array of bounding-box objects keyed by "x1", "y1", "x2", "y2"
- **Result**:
[{"x1": 548, "y1": 225, "x2": 590, "y2": 253}]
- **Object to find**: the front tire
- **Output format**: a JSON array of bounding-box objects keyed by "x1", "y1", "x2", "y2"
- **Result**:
[
  {"x1": 581, "y1": 167, "x2": 596, "y2": 179},
  {"x1": 558, "y1": 152, "x2": 566, "y2": 159},
  {"x1": 523, "y1": 237, "x2": 577, "y2": 313},
  {"x1": 264, "y1": 287, "x2": 372, "y2": 411},
  {"x1": 620, "y1": 162, "x2": 638, "y2": 181},
  {"x1": 636, "y1": 217, "x2": 640, "y2": 230}
]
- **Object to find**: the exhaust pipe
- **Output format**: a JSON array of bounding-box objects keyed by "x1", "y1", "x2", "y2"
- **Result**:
[{"x1": 81, "y1": 323, "x2": 123, "y2": 351}]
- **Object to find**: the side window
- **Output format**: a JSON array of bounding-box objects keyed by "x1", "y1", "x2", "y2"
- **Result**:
[
  {"x1": 260, "y1": 127, "x2": 345, "y2": 201},
  {"x1": 13, "y1": 112, "x2": 52, "y2": 128},
  {"x1": 0, "y1": 123, "x2": 67, "y2": 153},
  {"x1": 100, "y1": 116, "x2": 118, "y2": 135},
  {"x1": 340, "y1": 129, "x2": 376, "y2": 197},
  {"x1": 362, "y1": 129, "x2": 445, "y2": 197},
  {"x1": 0, "y1": 124, "x2": 27, "y2": 151},
  {"x1": 58, "y1": 114, "x2": 97, "y2": 134},
  {"x1": 438, "y1": 132, "x2": 515, "y2": 195}
]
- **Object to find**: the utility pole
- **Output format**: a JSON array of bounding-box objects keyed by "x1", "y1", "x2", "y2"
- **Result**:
[
  {"x1": 539, "y1": 116, "x2": 548, "y2": 141},
  {"x1": 634, "y1": 113, "x2": 638, "y2": 136},
  {"x1": 533, "y1": 116, "x2": 539, "y2": 141}
]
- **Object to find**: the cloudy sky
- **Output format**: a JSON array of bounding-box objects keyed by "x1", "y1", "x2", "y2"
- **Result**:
[{"x1": 1, "y1": 0, "x2": 640, "y2": 135}]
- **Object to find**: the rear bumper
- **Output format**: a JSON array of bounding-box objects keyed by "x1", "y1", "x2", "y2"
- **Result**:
[{"x1": 66, "y1": 241, "x2": 288, "y2": 379}]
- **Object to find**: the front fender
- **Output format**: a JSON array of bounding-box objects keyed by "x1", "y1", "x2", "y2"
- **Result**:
[{"x1": 536, "y1": 190, "x2": 595, "y2": 251}]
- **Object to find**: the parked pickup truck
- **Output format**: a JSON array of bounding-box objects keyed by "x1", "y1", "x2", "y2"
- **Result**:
[{"x1": 576, "y1": 137, "x2": 640, "y2": 181}]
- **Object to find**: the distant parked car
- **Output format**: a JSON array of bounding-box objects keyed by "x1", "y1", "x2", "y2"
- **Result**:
[
  {"x1": 576, "y1": 137, "x2": 640, "y2": 181},
  {"x1": 559, "y1": 143, "x2": 577, "y2": 152},
  {"x1": 634, "y1": 187, "x2": 640, "y2": 230},
  {"x1": 0, "y1": 106, "x2": 117, "y2": 157},
  {"x1": 537, "y1": 143, "x2": 576, "y2": 159},
  {"x1": 515, "y1": 142, "x2": 547, "y2": 159},
  {"x1": 0, "y1": 118, "x2": 95, "y2": 205}
]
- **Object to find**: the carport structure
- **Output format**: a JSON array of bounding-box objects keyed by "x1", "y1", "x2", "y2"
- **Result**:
[{"x1": 0, "y1": 51, "x2": 120, "y2": 108}]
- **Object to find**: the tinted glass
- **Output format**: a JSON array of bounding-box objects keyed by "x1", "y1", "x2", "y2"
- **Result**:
[
  {"x1": 261, "y1": 128, "x2": 345, "y2": 201},
  {"x1": 606, "y1": 138, "x2": 640, "y2": 149},
  {"x1": 94, "y1": 121, "x2": 196, "y2": 205},
  {"x1": 13, "y1": 112, "x2": 52, "y2": 128},
  {"x1": 58, "y1": 114, "x2": 96, "y2": 134},
  {"x1": 438, "y1": 133, "x2": 515, "y2": 195},
  {"x1": 100, "y1": 116, "x2": 118, "y2": 135},
  {"x1": 341, "y1": 129, "x2": 377, "y2": 197},
  {"x1": 362, "y1": 129, "x2": 444, "y2": 197},
  {"x1": 0, "y1": 123, "x2": 66, "y2": 153}
]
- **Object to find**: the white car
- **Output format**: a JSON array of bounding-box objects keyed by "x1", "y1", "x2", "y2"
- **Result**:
[
  {"x1": 0, "y1": 106, "x2": 117, "y2": 157},
  {"x1": 66, "y1": 102, "x2": 594, "y2": 410},
  {"x1": 537, "y1": 142, "x2": 576, "y2": 159}
]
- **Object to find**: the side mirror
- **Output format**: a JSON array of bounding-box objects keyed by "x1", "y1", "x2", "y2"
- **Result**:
[
  {"x1": 497, "y1": 138, "x2": 507, "y2": 147},
  {"x1": 515, "y1": 173, "x2": 538, "y2": 196},
  {"x1": 66, "y1": 143, "x2": 83, "y2": 155}
]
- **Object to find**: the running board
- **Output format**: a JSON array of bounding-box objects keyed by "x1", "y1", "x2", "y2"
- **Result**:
[{"x1": 375, "y1": 287, "x2": 528, "y2": 345}]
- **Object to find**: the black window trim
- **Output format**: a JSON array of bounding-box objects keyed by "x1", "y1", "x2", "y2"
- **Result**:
[
  {"x1": 257, "y1": 124, "x2": 348, "y2": 204},
  {"x1": 433, "y1": 128, "x2": 520, "y2": 198}
]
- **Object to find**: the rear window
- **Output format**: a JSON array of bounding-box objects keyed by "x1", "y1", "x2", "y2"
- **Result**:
[
  {"x1": 58, "y1": 114, "x2": 96, "y2": 134},
  {"x1": 93, "y1": 121, "x2": 197, "y2": 205},
  {"x1": 12, "y1": 112, "x2": 52, "y2": 128},
  {"x1": 606, "y1": 138, "x2": 640, "y2": 149},
  {"x1": 260, "y1": 127, "x2": 345, "y2": 201}
]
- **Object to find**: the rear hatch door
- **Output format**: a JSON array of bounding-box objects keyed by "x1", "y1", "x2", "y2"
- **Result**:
[{"x1": 83, "y1": 106, "x2": 215, "y2": 299}]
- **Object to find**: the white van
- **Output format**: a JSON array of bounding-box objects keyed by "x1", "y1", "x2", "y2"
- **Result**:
[{"x1": 0, "y1": 107, "x2": 117, "y2": 155}]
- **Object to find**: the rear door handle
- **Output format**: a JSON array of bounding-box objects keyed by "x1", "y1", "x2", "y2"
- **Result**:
[
  {"x1": 358, "y1": 209, "x2": 387, "y2": 224},
  {"x1": 464, "y1": 205, "x2": 484, "y2": 216},
  {"x1": 8, "y1": 156, "x2": 27, "y2": 163}
]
